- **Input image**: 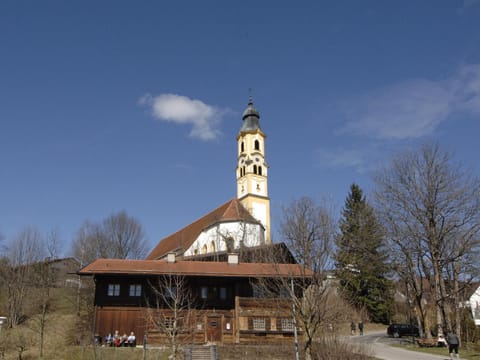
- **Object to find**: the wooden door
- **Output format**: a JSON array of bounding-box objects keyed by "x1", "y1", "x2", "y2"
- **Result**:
[{"x1": 207, "y1": 316, "x2": 222, "y2": 342}]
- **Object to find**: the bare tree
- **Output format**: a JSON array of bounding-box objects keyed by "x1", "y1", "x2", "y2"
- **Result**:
[
  {"x1": 374, "y1": 143, "x2": 480, "y2": 337},
  {"x1": 256, "y1": 197, "x2": 345, "y2": 360},
  {"x1": 1, "y1": 227, "x2": 45, "y2": 328},
  {"x1": 29, "y1": 231, "x2": 61, "y2": 358},
  {"x1": 102, "y1": 211, "x2": 148, "y2": 259},
  {"x1": 72, "y1": 210, "x2": 148, "y2": 264},
  {"x1": 146, "y1": 274, "x2": 194, "y2": 360}
]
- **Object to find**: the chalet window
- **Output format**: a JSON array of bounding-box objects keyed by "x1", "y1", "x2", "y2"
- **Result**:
[
  {"x1": 129, "y1": 284, "x2": 141, "y2": 297},
  {"x1": 107, "y1": 284, "x2": 120, "y2": 297},
  {"x1": 164, "y1": 317, "x2": 174, "y2": 330},
  {"x1": 200, "y1": 286, "x2": 208, "y2": 299},
  {"x1": 219, "y1": 287, "x2": 227, "y2": 300},
  {"x1": 252, "y1": 318, "x2": 265, "y2": 331},
  {"x1": 252, "y1": 283, "x2": 267, "y2": 298},
  {"x1": 281, "y1": 318, "x2": 295, "y2": 332},
  {"x1": 166, "y1": 286, "x2": 177, "y2": 298}
]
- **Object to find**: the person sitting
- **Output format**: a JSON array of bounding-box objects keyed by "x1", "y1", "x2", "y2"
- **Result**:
[
  {"x1": 105, "y1": 333, "x2": 113, "y2": 347},
  {"x1": 127, "y1": 332, "x2": 136, "y2": 347},
  {"x1": 121, "y1": 333, "x2": 128, "y2": 347},
  {"x1": 113, "y1": 330, "x2": 121, "y2": 347}
]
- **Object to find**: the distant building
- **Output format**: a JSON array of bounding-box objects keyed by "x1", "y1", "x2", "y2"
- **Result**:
[{"x1": 466, "y1": 283, "x2": 480, "y2": 326}]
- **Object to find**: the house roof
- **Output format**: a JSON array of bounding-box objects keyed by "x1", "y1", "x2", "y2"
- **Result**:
[
  {"x1": 78, "y1": 259, "x2": 312, "y2": 278},
  {"x1": 146, "y1": 198, "x2": 262, "y2": 260}
]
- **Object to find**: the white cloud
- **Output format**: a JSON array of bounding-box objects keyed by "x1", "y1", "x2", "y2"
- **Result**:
[
  {"x1": 340, "y1": 63, "x2": 480, "y2": 139},
  {"x1": 459, "y1": 0, "x2": 480, "y2": 12},
  {"x1": 139, "y1": 93, "x2": 227, "y2": 141}
]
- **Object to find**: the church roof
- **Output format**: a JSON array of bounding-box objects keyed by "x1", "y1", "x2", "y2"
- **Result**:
[
  {"x1": 79, "y1": 258, "x2": 311, "y2": 278},
  {"x1": 146, "y1": 198, "x2": 262, "y2": 260}
]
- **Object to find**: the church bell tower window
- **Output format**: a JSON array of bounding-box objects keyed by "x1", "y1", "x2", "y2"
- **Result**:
[{"x1": 254, "y1": 140, "x2": 260, "y2": 151}]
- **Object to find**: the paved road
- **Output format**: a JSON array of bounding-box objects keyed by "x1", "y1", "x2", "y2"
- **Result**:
[{"x1": 348, "y1": 331, "x2": 452, "y2": 360}]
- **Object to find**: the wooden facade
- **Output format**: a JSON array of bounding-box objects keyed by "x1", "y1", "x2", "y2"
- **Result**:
[{"x1": 93, "y1": 298, "x2": 295, "y2": 345}]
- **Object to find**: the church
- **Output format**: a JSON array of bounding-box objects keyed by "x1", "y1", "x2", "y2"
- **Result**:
[
  {"x1": 79, "y1": 99, "x2": 310, "y2": 345},
  {"x1": 147, "y1": 99, "x2": 272, "y2": 261}
]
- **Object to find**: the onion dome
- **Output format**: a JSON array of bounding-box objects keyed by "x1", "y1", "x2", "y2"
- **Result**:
[{"x1": 240, "y1": 99, "x2": 261, "y2": 132}]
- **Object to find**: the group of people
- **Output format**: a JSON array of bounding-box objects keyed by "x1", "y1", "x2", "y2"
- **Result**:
[
  {"x1": 104, "y1": 330, "x2": 136, "y2": 347},
  {"x1": 350, "y1": 321, "x2": 364, "y2": 336}
]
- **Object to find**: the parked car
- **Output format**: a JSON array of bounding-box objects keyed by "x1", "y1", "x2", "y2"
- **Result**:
[{"x1": 387, "y1": 323, "x2": 420, "y2": 338}]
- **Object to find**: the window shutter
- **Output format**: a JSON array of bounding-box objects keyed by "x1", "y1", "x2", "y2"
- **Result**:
[
  {"x1": 265, "y1": 317, "x2": 271, "y2": 331},
  {"x1": 248, "y1": 317, "x2": 253, "y2": 330}
]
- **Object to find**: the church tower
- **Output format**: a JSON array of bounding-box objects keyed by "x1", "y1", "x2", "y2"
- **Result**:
[{"x1": 236, "y1": 99, "x2": 271, "y2": 244}]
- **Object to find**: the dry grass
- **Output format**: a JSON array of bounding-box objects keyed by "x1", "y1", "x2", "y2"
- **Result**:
[
  {"x1": 398, "y1": 341, "x2": 480, "y2": 360},
  {"x1": 218, "y1": 337, "x2": 375, "y2": 360}
]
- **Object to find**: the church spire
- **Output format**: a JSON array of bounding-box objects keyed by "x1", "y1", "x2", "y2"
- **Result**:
[{"x1": 236, "y1": 99, "x2": 271, "y2": 244}]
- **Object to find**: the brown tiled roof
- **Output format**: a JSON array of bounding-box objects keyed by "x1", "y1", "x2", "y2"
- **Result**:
[
  {"x1": 78, "y1": 259, "x2": 312, "y2": 278},
  {"x1": 146, "y1": 198, "x2": 262, "y2": 260}
]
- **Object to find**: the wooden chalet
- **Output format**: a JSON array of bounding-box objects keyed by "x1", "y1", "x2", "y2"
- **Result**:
[{"x1": 79, "y1": 254, "x2": 311, "y2": 345}]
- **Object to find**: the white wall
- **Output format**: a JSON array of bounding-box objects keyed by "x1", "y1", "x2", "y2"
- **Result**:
[
  {"x1": 183, "y1": 221, "x2": 265, "y2": 257},
  {"x1": 470, "y1": 286, "x2": 480, "y2": 326}
]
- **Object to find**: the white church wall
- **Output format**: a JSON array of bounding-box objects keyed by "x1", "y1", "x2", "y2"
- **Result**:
[
  {"x1": 252, "y1": 203, "x2": 267, "y2": 230},
  {"x1": 183, "y1": 221, "x2": 265, "y2": 257}
]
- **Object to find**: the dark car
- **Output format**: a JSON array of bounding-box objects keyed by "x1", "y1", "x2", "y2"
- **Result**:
[{"x1": 387, "y1": 323, "x2": 420, "y2": 338}]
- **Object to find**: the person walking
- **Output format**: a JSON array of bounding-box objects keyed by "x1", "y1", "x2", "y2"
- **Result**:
[
  {"x1": 350, "y1": 321, "x2": 356, "y2": 335},
  {"x1": 446, "y1": 332, "x2": 460, "y2": 360},
  {"x1": 358, "y1": 321, "x2": 364, "y2": 336}
]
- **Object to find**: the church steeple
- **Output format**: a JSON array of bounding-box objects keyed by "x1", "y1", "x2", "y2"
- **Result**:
[{"x1": 236, "y1": 99, "x2": 271, "y2": 244}]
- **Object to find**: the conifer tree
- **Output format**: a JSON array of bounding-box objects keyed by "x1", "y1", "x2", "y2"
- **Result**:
[{"x1": 335, "y1": 183, "x2": 393, "y2": 324}]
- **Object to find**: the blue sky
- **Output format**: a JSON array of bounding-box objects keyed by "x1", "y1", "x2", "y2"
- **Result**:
[{"x1": 1, "y1": 1, "x2": 480, "y2": 255}]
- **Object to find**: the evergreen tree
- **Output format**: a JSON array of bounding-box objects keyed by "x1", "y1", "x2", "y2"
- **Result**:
[{"x1": 335, "y1": 183, "x2": 394, "y2": 324}]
